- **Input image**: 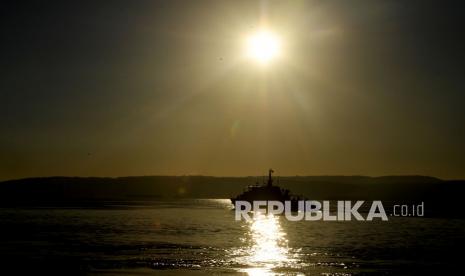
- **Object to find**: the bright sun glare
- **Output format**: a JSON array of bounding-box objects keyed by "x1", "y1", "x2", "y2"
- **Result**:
[{"x1": 246, "y1": 30, "x2": 281, "y2": 64}]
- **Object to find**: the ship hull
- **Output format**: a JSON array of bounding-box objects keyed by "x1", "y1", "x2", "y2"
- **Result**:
[{"x1": 230, "y1": 198, "x2": 303, "y2": 212}]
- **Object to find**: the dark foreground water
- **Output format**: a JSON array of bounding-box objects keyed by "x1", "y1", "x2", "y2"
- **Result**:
[{"x1": 0, "y1": 199, "x2": 463, "y2": 275}]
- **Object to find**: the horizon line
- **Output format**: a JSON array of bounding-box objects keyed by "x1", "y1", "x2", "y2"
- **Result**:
[{"x1": 1, "y1": 174, "x2": 459, "y2": 183}]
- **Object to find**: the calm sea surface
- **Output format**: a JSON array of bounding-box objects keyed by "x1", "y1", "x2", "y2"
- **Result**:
[{"x1": 0, "y1": 199, "x2": 463, "y2": 275}]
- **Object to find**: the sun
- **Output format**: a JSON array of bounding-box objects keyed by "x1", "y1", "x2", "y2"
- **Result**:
[{"x1": 246, "y1": 30, "x2": 281, "y2": 64}]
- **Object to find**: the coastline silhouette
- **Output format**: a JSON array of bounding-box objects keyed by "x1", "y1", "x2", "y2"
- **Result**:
[{"x1": 0, "y1": 174, "x2": 463, "y2": 217}]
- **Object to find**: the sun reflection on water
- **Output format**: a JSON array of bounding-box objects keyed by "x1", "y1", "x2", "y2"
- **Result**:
[
  {"x1": 248, "y1": 212, "x2": 288, "y2": 264},
  {"x1": 233, "y1": 212, "x2": 299, "y2": 275}
]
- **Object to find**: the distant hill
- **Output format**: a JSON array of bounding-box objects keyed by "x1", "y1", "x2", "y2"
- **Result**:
[
  {"x1": 1, "y1": 175, "x2": 464, "y2": 217},
  {"x1": 0, "y1": 175, "x2": 463, "y2": 205}
]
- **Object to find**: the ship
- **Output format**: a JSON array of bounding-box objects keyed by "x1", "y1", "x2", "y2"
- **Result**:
[{"x1": 231, "y1": 169, "x2": 305, "y2": 211}]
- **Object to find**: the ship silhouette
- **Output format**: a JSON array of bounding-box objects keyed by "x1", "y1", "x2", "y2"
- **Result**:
[{"x1": 231, "y1": 169, "x2": 305, "y2": 211}]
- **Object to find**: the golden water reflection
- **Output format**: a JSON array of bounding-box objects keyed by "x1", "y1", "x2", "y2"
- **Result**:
[{"x1": 235, "y1": 212, "x2": 299, "y2": 275}]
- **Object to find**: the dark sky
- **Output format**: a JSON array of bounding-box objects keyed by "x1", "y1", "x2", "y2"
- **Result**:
[{"x1": 1, "y1": 0, "x2": 464, "y2": 180}]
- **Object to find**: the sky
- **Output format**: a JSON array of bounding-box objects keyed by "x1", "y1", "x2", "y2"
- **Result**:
[{"x1": 1, "y1": 0, "x2": 464, "y2": 180}]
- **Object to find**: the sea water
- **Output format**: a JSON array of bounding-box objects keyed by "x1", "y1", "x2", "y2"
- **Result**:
[{"x1": 0, "y1": 199, "x2": 463, "y2": 275}]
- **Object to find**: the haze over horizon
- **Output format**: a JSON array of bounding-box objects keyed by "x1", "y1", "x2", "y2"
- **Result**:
[{"x1": 1, "y1": 0, "x2": 464, "y2": 181}]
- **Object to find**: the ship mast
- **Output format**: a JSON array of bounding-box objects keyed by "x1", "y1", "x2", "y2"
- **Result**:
[{"x1": 267, "y1": 169, "x2": 274, "y2": 187}]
